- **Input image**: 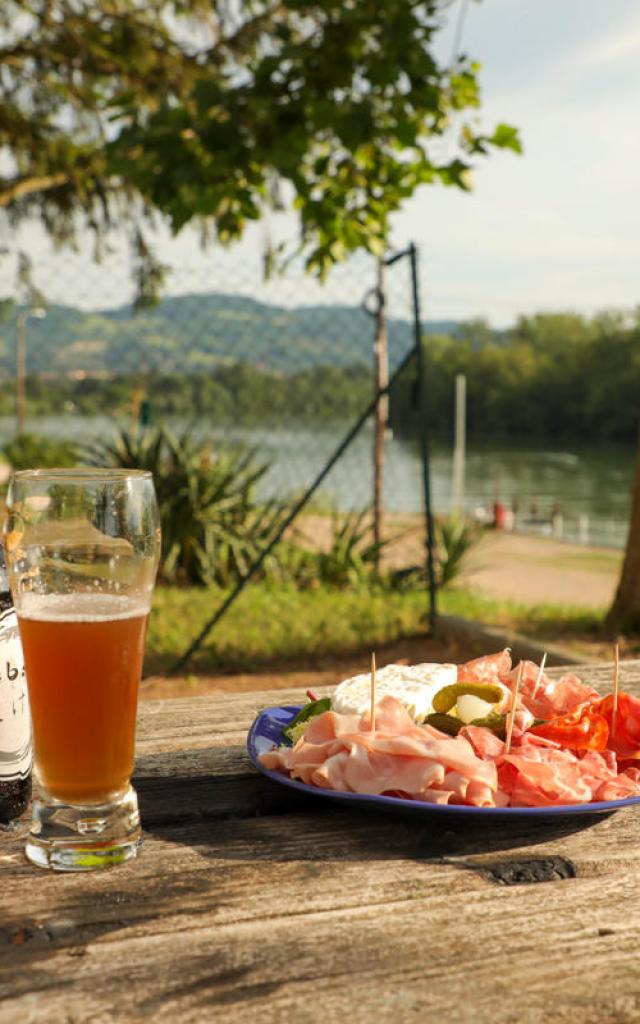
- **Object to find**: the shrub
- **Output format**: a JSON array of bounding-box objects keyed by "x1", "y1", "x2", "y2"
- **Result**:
[
  {"x1": 3, "y1": 432, "x2": 79, "y2": 470},
  {"x1": 435, "y1": 514, "x2": 484, "y2": 588},
  {"x1": 272, "y1": 511, "x2": 388, "y2": 590},
  {"x1": 86, "y1": 426, "x2": 289, "y2": 586},
  {"x1": 390, "y1": 514, "x2": 484, "y2": 591}
]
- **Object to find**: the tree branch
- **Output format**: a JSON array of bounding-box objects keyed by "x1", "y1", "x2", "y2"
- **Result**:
[{"x1": 0, "y1": 172, "x2": 69, "y2": 207}]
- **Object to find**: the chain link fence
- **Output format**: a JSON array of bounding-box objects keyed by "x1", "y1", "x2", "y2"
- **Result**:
[
  {"x1": 0, "y1": 230, "x2": 631, "y2": 559},
  {"x1": 0, "y1": 235, "x2": 430, "y2": 520}
]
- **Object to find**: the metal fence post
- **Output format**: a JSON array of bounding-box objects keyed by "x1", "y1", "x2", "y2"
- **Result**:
[
  {"x1": 169, "y1": 343, "x2": 423, "y2": 674},
  {"x1": 409, "y1": 243, "x2": 437, "y2": 630}
]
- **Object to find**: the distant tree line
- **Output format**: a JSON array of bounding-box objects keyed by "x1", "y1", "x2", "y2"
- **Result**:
[
  {"x1": 1, "y1": 311, "x2": 639, "y2": 441},
  {"x1": 390, "y1": 310, "x2": 640, "y2": 443},
  {"x1": 0, "y1": 363, "x2": 372, "y2": 425}
]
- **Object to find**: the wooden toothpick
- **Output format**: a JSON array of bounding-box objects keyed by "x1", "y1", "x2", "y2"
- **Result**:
[
  {"x1": 531, "y1": 652, "x2": 548, "y2": 701},
  {"x1": 505, "y1": 661, "x2": 524, "y2": 755},
  {"x1": 370, "y1": 651, "x2": 377, "y2": 732},
  {"x1": 613, "y1": 642, "x2": 619, "y2": 732}
]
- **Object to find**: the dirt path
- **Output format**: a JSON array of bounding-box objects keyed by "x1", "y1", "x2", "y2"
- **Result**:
[
  {"x1": 463, "y1": 531, "x2": 622, "y2": 608},
  {"x1": 297, "y1": 515, "x2": 622, "y2": 609}
]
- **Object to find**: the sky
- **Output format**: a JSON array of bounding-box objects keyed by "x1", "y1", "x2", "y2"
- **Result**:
[
  {"x1": 7, "y1": 0, "x2": 640, "y2": 326},
  {"x1": 391, "y1": 0, "x2": 640, "y2": 324}
]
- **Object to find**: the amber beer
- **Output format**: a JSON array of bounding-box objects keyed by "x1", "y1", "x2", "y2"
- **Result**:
[{"x1": 18, "y1": 593, "x2": 148, "y2": 805}]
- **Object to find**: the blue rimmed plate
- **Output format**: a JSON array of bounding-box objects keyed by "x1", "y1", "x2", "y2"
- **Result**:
[{"x1": 247, "y1": 705, "x2": 640, "y2": 819}]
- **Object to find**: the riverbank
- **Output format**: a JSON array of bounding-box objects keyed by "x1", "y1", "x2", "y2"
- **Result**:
[{"x1": 463, "y1": 530, "x2": 621, "y2": 608}]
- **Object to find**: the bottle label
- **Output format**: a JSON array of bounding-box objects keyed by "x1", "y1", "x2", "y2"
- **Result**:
[{"x1": 0, "y1": 606, "x2": 31, "y2": 780}]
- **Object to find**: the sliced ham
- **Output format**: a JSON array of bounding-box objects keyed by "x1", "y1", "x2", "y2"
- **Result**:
[
  {"x1": 260, "y1": 660, "x2": 640, "y2": 808},
  {"x1": 261, "y1": 696, "x2": 499, "y2": 806}
]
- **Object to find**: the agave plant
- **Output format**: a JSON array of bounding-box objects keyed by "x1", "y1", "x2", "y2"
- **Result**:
[
  {"x1": 274, "y1": 510, "x2": 388, "y2": 590},
  {"x1": 435, "y1": 514, "x2": 484, "y2": 588},
  {"x1": 86, "y1": 426, "x2": 289, "y2": 586},
  {"x1": 316, "y1": 510, "x2": 387, "y2": 588},
  {"x1": 390, "y1": 513, "x2": 484, "y2": 591}
]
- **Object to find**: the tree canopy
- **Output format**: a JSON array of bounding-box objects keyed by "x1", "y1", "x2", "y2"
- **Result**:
[{"x1": 1, "y1": 0, "x2": 520, "y2": 279}]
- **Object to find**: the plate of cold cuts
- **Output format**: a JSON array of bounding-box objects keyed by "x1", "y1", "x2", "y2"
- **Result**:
[{"x1": 247, "y1": 702, "x2": 640, "y2": 819}]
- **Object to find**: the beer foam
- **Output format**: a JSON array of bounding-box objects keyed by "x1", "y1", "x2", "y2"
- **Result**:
[{"x1": 18, "y1": 592, "x2": 150, "y2": 622}]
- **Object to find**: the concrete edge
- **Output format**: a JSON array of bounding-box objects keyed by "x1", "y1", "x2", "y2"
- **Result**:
[{"x1": 435, "y1": 613, "x2": 596, "y2": 667}]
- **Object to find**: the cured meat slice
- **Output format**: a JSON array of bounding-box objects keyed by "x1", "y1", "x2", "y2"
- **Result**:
[
  {"x1": 457, "y1": 649, "x2": 512, "y2": 684},
  {"x1": 548, "y1": 674, "x2": 601, "y2": 715},
  {"x1": 530, "y1": 702, "x2": 609, "y2": 751},
  {"x1": 460, "y1": 724, "x2": 504, "y2": 760},
  {"x1": 260, "y1": 696, "x2": 499, "y2": 804},
  {"x1": 497, "y1": 733, "x2": 640, "y2": 806},
  {"x1": 504, "y1": 662, "x2": 600, "y2": 720},
  {"x1": 498, "y1": 754, "x2": 594, "y2": 806}
]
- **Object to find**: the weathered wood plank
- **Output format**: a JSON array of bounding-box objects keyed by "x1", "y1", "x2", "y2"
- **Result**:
[
  {"x1": 1, "y1": 836, "x2": 640, "y2": 1024},
  {"x1": 2, "y1": 805, "x2": 640, "y2": 916}
]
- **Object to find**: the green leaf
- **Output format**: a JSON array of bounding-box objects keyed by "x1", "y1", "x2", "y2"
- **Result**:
[
  {"x1": 490, "y1": 123, "x2": 523, "y2": 154},
  {"x1": 282, "y1": 698, "x2": 332, "y2": 745}
]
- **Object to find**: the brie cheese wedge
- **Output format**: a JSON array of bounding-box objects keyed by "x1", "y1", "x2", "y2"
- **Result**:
[{"x1": 332, "y1": 662, "x2": 457, "y2": 722}]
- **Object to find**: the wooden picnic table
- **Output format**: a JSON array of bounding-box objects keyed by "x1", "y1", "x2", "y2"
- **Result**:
[{"x1": 2, "y1": 660, "x2": 640, "y2": 1023}]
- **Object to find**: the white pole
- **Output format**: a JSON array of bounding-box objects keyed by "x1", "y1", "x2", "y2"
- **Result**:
[
  {"x1": 15, "y1": 306, "x2": 46, "y2": 437},
  {"x1": 451, "y1": 373, "x2": 466, "y2": 513}
]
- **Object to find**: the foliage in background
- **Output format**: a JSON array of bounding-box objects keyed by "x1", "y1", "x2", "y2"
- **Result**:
[
  {"x1": 144, "y1": 576, "x2": 612, "y2": 676},
  {"x1": 2, "y1": 432, "x2": 79, "y2": 470},
  {"x1": 84, "y1": 423, "x2": 401, "y2": 591},
  {"x1": 2, "y1": 304, "x2": 640, "y2": 441},
  {"x1": 391, "y1": 309, "x2": 640, "y2": 442},
  {"x1": 87, "y1": 426, "x2": 289, "y2": 586},
  {"x1": 435, "y1": 514, "x2": 484, "y2": 588},
  {"x1": 86, "y1": 424, "x2": 410, "y2": 594},
  {"x1": 0, "y1": 0, "x2": 519, "y2": 295}
]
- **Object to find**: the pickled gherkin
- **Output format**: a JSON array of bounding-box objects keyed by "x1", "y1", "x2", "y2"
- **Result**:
[
  {"x1": 424, "y1": 710, "x2": 507, "y2": 739},
  {"x1": 423, "y1": 712, "x2": 463, "y2": 736},
  {"x1": 469, "y1": 711, "x2": 507, "y2": 738},
  {"x1": 432, "y1": 681, "x2": 504, "y2": 715}
]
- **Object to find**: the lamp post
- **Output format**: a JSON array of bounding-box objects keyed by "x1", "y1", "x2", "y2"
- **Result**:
[{"x1": 16, "y1": 306, "x2": 46, "y2": 436}]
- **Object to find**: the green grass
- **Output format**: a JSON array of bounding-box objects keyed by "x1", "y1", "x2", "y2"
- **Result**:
[
  {"x1": 439, "y1": 586, "x2": 605, "y2": 626},
  {"x1": 145, "y1": 582, "x2": 431, "y2": 674},
  {"x1": 145, "y1": 579, "x2": 618, "y2": 678},
  {"x1": 513, "y1": 549, "x2": 622, "y2": 575},
  {"x1": 438, "y1": 587, "x2": 608, "y2": 654}
]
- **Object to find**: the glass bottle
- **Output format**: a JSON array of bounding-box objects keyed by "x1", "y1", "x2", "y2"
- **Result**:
[{"x1": 0, "y1": 543, "x2": 31, "y2": 822}]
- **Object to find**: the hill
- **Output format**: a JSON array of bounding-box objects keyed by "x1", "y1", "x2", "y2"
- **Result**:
[{"x1": 0, "y1": 294, "x2": 458, "y2": 378}]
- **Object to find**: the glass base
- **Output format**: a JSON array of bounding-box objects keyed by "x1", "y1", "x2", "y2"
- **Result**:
[{"x1": 26, "y1": 785, "x2": 142, "y2": 871}]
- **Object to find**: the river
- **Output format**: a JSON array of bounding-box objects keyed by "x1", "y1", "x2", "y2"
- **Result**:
[{"x1": 0, "y1": 416, "x2": 634, "y2": 549}]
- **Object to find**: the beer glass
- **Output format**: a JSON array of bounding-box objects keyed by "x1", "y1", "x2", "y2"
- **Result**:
[{"x1": 3, "y1": 468, "x2": 160, "y2": 871}]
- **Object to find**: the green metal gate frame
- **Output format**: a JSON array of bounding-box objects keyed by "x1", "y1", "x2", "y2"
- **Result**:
[{"x1": 170, "y1": 243, "x2": 437, "y2": 674}]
